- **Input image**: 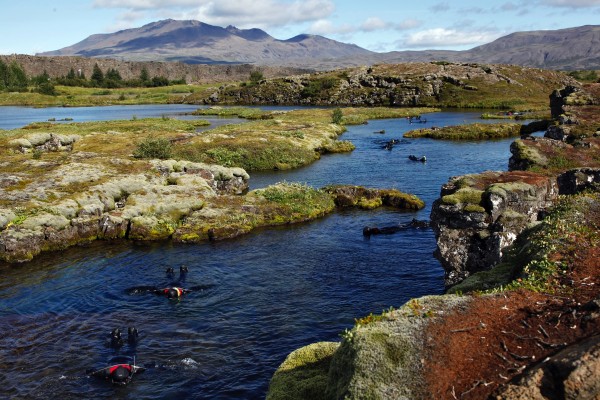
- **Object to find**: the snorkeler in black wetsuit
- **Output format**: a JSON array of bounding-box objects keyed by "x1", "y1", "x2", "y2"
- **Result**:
[
  {"x1": 153, "y1": 287, "x2": 192, "y2": 299},
  {"x1": 126, "y1": 267, "x2": 214, "y2": 298},
  {"x1": 87, "y1": 361, "x2": 145, "y2": 385}
]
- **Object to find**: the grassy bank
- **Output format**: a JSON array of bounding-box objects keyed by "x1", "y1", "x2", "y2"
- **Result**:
[
  {"x1": 0, "y1": 84, "x2": 215, "y2": 107},
  {"x1": 173, "y1": 107, "x2": 437, "y2": 170},
  {"x1": 404, "y1": 122, "x2": 522, "y2": 140}
]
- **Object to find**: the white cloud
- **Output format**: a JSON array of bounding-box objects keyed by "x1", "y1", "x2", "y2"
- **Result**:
[
  {"x1": 95, "y1": 0, "x2": 336, "y2": 29},
  {"x1": 402, "y1": 28, "x2": 500, "y2": 48},
  {"x1": 540, "y1": 0, "x2": 600, "y2": 7},
  {"x1": 93, "y1": 0, "x2": 200, "y2": 9},
  {"x1": 308, "y1": 19, "x2": 354, "y2": 35},
  {"x1": 312, "y1": 16, "x2": 422, "y2": 37}
]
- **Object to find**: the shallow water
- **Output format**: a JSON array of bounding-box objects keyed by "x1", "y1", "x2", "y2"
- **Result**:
[{"x1": 0, "y1": 107, "x2": 523, "y2": 399}]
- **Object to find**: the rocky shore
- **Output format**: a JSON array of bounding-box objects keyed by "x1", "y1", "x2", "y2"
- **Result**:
[
  {"x1": 0, "y1": 109, "x2": 426, "y2": 263},
  {"x1": 266, "y1": 83, "x2": 600, "y2": 399}
]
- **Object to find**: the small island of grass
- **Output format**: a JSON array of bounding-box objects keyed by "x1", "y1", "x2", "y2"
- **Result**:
[{"x1": 403, "y1": 122, "x2": 522, "y2": 140}]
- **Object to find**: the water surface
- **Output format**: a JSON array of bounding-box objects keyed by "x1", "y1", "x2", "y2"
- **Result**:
[{"x1": 0, "y1": 107, "x2": 519, "y2": 399}]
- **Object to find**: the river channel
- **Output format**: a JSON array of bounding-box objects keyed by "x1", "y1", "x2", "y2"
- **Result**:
[{"x1": 0, "y1": 105, "x2": 522, "y2": 399}]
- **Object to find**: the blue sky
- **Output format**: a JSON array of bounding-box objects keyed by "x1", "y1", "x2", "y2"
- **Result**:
[{"x1": 2, "y1": 0, "x2": 599, "y2": 55}]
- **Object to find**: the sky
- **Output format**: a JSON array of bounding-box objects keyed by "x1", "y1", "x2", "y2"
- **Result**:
[{"x1": 1, "y1": 0, "x2": 599, "y2": 55}]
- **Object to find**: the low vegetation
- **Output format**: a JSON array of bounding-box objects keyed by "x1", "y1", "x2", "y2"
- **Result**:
[
  {"x1": 404, "y1": 122, "x2": 522, "y2": 140},
  {"x1": 174, "y1": 107, "x2": 436, "y2": 171},
  {"x1": 188, "y1": 63, "x2": 576, "y2": 111}
]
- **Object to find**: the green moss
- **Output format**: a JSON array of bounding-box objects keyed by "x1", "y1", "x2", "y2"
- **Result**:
[
  {"x1": 253, "y1": 182, "x2": 335, "y2": 220},
  {"x1": 267, "y1": 342, "x2": 339, "y2": 400},
  {"x1": 442, "y1": 188, "x2": 484, "y2": 206},
  {"x1": 486, "y1": 181, "x2": 534, "y2": 198},
  {"x1": 380, "y1": 190, "x2": 425, "y2": 210},
  {"x1": 448, "y1": 261, "x2": 517, "y2": 294},
  {"x1": 193, "y1": 107, "x2": 273, "y2": 120},
  {"x1": 320, "y1": 140, "x2": 355, "y2": 153},
  {"x1": 357, "y1": 197, "x2": 382, "y2": 209},
  {"x1": 511, "y1": 140, "x2": 548, "y2": 169},
  {"x1": 463, "y1": 204, "x2": 486, "y2": 213}
]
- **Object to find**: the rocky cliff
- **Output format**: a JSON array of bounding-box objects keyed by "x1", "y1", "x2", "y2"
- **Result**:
[{"x1": 430, "y1": 171, "x2": 558, "y2": 286}]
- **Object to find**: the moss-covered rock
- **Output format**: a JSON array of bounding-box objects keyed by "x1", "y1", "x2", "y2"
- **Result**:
[
  {"x1": 508, "y1": 139, "x2": 549, "y2": 170},
  {"x1": 189, "y1": 63, "x2": 576, "y2": 110},
  {"x1": 431, "y1": 171, "x2": 557, "y2": 286},
  {"x1": 267, "y1": 342, "x2": 340, "y2": 400},
  {"x1": 266, "y1": 295, "x2": 472, "y2": 400},
  {"x1": 324, "y1": 185, "x2": 425, "y2": 211}
]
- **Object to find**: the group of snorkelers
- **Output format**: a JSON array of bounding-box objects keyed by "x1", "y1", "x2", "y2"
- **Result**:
[{"x1": 87, "y1": 266, "x2": 193, "y2": 386}]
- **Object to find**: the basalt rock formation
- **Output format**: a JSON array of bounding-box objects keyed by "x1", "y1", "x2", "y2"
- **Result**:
[
  {"x1": 188, "y1": 62, "x2": 576, "y2": 109},
  {"x1": 0, "y1": 157, "x2": 249, "y2": 263},
  {"x1": 430, "y1": 171, "x2": 557, "y2": 286},
  {"x1": 434, "y1": 83, "x2": 600, "y2": 287}
]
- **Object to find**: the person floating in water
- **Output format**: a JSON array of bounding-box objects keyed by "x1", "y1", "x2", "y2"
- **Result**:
[
  {"x1": 87, "y1": 359, "x2": 145, "y2": 386},
  {"x1": 154, "y1": 287, "x2": 192, "y2": 299}
]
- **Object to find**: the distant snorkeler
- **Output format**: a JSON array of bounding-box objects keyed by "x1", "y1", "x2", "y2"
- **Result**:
[{"x1": 87, "y1": 356, "x2": 145, "y2": 386}]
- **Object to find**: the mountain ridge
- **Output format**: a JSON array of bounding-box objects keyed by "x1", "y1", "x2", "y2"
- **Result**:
[{"x1": 37, "y1": 20, "x2": 600, "y2": 70}]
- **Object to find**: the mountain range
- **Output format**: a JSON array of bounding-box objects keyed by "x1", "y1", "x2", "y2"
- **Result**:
[{"x1": 38, "y1": 19, "x2": 600, "y2": 70}]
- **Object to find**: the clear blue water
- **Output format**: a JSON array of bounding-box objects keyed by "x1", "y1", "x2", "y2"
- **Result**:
[
  {"x1": 0, "y1": 106, "x2": 520, "y2": 399},
  {"x1": 0, "y1": 104, "x2": 306, "y2": 130}
]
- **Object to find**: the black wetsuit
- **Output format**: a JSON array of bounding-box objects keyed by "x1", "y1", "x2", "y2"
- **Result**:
[
  {"x1": 154, "y1": 287, "x2": 192, "y2": 299},
  {"x1": 88, "y1": 363, "x2": 145, "y2": 385}
]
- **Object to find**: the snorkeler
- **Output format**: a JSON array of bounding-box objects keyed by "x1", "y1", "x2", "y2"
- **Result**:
[
  {"x1": 87, "y1": 360, "x2": 145, "y2": 386},
  {"x1": 153, "y1": 287, "x2": 192, "y2": 299}
]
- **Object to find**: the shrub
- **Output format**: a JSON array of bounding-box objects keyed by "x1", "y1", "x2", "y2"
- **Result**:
[
  {"x1": 36, "y1": 82, "x2": 57, "y2": 96},
  {"x1": 133, "y1": 136, "x2": 172, "y2": 159},
  {"x1": 249, "y1": 70, "x2": 264, "y2": 85},
  {"x1": 332, "y1": 108, "x2": 343, "y2": 124}
]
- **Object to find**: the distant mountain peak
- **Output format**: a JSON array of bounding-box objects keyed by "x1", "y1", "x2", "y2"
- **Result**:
[
  {"x1": 35, "y1": 20, "x2": 599, "y2": 70},
  {"x1": 225, "y1": 25, "x2": 272, "y2": 41}
]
